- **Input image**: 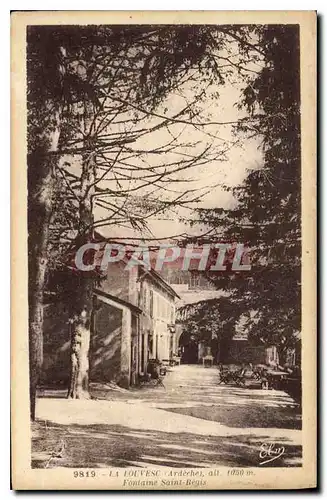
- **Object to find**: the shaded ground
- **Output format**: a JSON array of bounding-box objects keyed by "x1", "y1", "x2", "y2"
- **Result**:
[{"x1": 33, "y1": 365, "x2": 302, "y2": 468}]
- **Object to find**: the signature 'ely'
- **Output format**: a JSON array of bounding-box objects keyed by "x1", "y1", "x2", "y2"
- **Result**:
[{"x1": 259, "y1": 442, "x2": 285, "y2": 465}]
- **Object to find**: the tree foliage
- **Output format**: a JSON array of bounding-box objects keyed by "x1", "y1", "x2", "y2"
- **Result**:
[{"x1": 192, "y1": 25, "x2": 301, "y2": 355}]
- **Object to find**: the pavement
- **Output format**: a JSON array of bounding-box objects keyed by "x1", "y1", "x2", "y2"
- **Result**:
[{"x1": 32, "y1": 365, "x2": 302, "y2": 468}]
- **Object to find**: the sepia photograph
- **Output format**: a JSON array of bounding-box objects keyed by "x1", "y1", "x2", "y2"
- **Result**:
[{"x1": 11, "y1": 10, "x2": 316, "y2": 490}]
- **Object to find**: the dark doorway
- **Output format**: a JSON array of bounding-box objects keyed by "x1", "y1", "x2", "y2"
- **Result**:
[{"x1": 179, "y1": 332, "x2": 199, "y2": 364}]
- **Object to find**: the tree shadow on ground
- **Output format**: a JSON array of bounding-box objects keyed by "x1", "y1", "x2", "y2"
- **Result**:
[
  {"x1": 165, "y1": 402, "x2": 302, "y2": 430},
  {"x1": 36, "y1": 382, "x2": 302, "y2": 432},
  {"x1": 31, "y1": 420, "x2": 302, "y2": 470}
]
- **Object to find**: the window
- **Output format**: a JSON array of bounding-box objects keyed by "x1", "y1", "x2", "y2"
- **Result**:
[
  {"x1": 163, "y1": 298, "x2": 168, "y2": 320},
  {"x1": 154, "y1": 293, "x2": 158, "y2": 317},
  {"x1": 144, "y1": 287, "x2": 149, "y2": 312},
  {"x1": 170, "y1": 304, "x2": 175, "y2": 323},
  {"x1": 142, "y1": 287, "x2": 147, "y2": 311}
]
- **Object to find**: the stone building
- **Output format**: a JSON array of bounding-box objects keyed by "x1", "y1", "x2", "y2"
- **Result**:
[{"x1": 41, "y1": 254, "x2": 179, "y2": 389}]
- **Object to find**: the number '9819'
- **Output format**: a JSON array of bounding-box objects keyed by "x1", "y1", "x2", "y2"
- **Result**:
[{"x1": 73, "y1": 471, "x2": 96, "y2": 478}]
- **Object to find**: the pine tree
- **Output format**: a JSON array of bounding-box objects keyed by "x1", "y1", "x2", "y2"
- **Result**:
[{"x1": 194, "y1": 25, "x2": 301, "y2": 360}]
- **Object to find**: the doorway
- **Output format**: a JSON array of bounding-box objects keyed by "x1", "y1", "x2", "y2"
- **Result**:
[{"x1": 179, "y1": 332, "x2": 199, "y2": 364}]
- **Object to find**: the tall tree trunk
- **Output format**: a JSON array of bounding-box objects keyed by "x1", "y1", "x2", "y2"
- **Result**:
[
  {"x1": 28, "y1": 210, "x2": 50, "y2": 419},
  {"x1": 28, "y1": 114, "x2": 60, "y2": 420},
  {"x1": 67, "y1": 296, "x2": 92, "y2": 399},
  {"x1": 67, "y1": 107, "x2": 96, "y2": 399}
]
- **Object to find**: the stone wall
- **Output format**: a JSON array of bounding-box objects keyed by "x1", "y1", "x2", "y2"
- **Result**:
[
  {"x1": 41, "y1": 302, "x2": 71, "y2": 386},
  {"x1": 41, "y1": 298, "x2": 126, "y2": 387},
  {"x1": 90, "y1": 298, "x2": 123, "y2": 383}
]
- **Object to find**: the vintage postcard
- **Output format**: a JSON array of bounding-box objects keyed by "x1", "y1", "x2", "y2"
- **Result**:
[{"x1": 11, "y1": 10, "x2": 316, "y2": 490}]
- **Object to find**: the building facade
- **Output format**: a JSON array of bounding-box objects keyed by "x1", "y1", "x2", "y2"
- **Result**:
[
  {"x1": 41, "y1": 255, "x2": 178, "y2": 389},
  {"x1": 138, "y1": 268, "x2": 177, "y2": 369}
]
